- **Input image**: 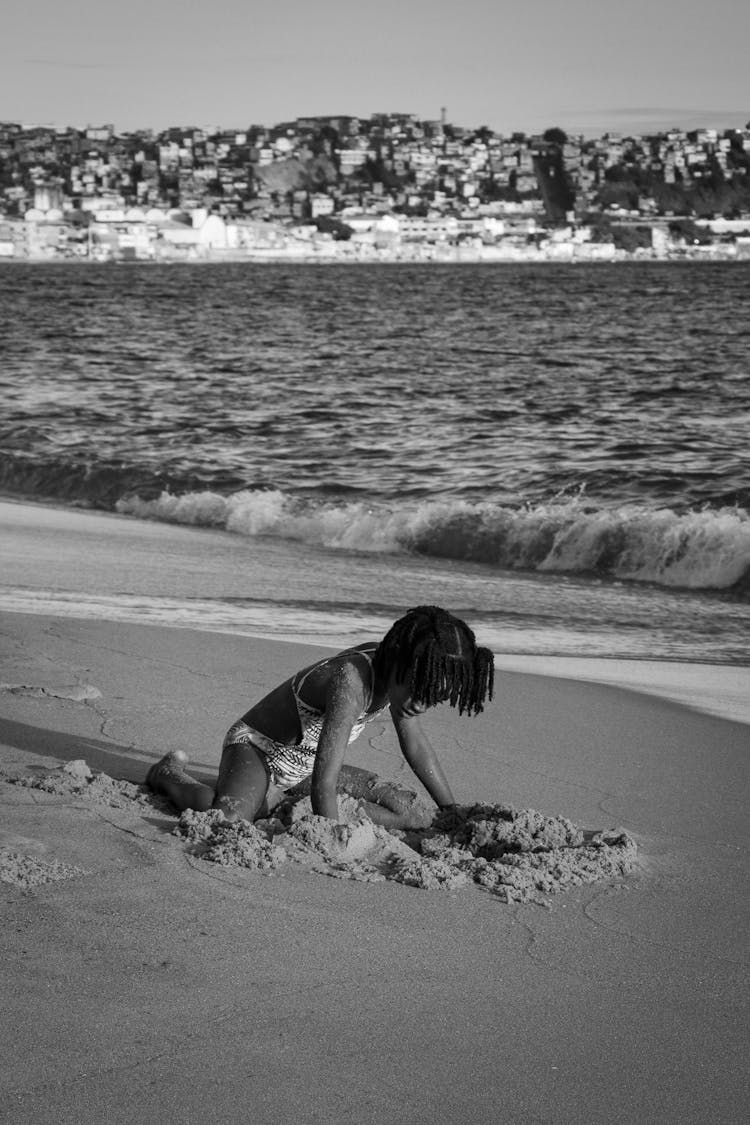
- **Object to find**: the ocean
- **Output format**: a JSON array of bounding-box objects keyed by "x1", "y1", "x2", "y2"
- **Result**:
[{"x1": 1, "y1": 260, "x2": 749, "y2": 664}]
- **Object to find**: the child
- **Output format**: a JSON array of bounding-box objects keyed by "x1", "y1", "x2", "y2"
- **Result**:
[{"x1": 146, "y1": 605, "x2": 494, "y2": 829}]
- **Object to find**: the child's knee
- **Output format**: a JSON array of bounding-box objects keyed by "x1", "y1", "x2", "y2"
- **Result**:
[{"x1": 191, "y1": 788, "x2": 215, "y2": 813}]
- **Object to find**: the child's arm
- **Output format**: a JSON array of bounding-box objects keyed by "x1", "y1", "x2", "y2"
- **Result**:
[
  {"x1": 390, "y1": 705, "x2": 456, "y2": 810},
  {"x1": 310, "y1": 665, "x2": 367, "y2": 820}
]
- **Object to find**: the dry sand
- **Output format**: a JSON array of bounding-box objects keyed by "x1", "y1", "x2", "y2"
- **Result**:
[
  {"x1": 1, "y1": 611, "x2": 749, "y2": 1124},
  {"x1": 5, "y1": 761, "x2": 636, "y2": 902}
]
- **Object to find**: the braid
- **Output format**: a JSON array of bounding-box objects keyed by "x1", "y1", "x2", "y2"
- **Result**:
[{"x1": 373, "y1": 605, "x2": 494, "y2": 715}]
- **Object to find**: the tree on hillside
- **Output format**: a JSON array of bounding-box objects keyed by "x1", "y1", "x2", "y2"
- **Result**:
[
  {"x1": 587, "y1": 214, "x2": 612, "y2": 242},
  {"x1": 611, "y1": 224, "x2": 653, "y2": 252},
  {"x1": 543, "y1": 126, "x2": 568, "y2": 147},
  {"x1": 595, "y1": 178, "x2": 641, "y2": 211},
  {"x1": 306, "y1": 155, "x2": 337, "y2": 189},
  {"x1": 479, "y1": 174, "x2": 520, "y2": 203},
  {"x1": 314, "y1": 215, "x2": 353, "y2": 240},
  {"x1": 311, "y1": 125, "x2": 341, "y2": 170},
  {"x1": 356, "y1": 154, "x2": 410, "y2": 192},
  {"x1": 668, "y1": 218, "x2": 712, "y2": 244}
]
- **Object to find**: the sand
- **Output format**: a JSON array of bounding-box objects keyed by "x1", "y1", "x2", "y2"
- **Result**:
[
  {"x1": 0, "y1": 848, "x2": 88, "y2": 890},
  {"x1": 494, "y1": 654, "x2": 750, "y2": 725},
  {"x1": 6, "y1": 761, "x2": 636, "y2": 903},
  {"x1": 1, "y1": 607, "x2": 749, "y2": 1123},
  {"x1": 181, "y1": 795, "x2": 637, "y2": 902},
  {"x1": 10, "y1": 757, "x2": 161, "y2": 809},
  {"x1": 176, "y1": 808, "x2": 288, "y2": 872}
]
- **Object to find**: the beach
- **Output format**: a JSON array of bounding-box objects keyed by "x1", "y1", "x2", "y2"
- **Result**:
[{"x1": 1, "y1": 502, "x2": 748, "y2": 1123}]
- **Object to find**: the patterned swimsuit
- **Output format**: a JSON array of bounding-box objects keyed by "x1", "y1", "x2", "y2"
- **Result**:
[{"x1": 223, "y1": 646, "x2": 387, "y2": 789}]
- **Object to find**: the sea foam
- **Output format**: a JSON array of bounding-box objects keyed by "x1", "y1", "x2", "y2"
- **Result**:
[{"x1": 115, "y1": 490, "x2": 750, "y2": 594}]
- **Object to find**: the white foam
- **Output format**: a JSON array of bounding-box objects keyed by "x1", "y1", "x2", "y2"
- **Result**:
[
  {"x1": 538, "y1": 504, "x2": 750, "y2": 589},
  {"x1": 115, "y1": 490, "x2": 750, "y2": 593}
]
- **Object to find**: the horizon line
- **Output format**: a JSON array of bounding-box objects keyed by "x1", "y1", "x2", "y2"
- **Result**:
[{"x1": 4, "y1": 108, "x2": 749, "y2": 140}]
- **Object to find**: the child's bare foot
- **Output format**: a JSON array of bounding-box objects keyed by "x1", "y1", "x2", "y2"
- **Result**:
[{"x1": 146, "y1": 750, "x2": 190, "y2": 791}]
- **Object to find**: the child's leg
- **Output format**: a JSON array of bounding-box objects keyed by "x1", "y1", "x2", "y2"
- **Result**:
[
  {"x1": 357, "y1": 800, "x2": 419, "y2": 829},
  {"x1": 359, "y1": 797, "x2": 433, "y2": 830},
  {"x1": 146, "y1": 750, "x2": 215, "y2": 813},
  {"x1": 213, "y1": 742, "x2": 273, "y2": 822},
  {"x1": 337, "y1": 765, "x2": 433, "y2": 830}
]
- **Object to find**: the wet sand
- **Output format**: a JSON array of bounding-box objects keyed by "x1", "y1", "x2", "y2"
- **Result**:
[{"x1": 1, "y1": 610, "x2": 748, "y2": 1124}]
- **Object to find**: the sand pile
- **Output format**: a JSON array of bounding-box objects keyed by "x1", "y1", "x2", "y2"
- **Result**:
[
  {"x1": 9, "y1": 759, "x2": 166, "y2": 811},
  {"x1": 5, "y1": 762, "x2": 637, "y2": 901},
  {"x1": 174, "y1": 796, "x2": 418, "y2": 882},
  {"x1": 176, "y1": 796, "x2": 636, "y2": 901},
  {"x1": 393, "y1": 804, "x2": 637, "y2": 902},
  {"x1": 0, "y1": 848, "x2": 87, "y2": 890},
  {"x1": 284, "y1": 795, "x2": 422, "y2": 881},
  {"x1": 176, "y1": 809, "x2": 288, "y2": 872}
]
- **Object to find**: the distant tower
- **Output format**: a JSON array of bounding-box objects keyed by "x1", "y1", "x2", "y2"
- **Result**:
[{"x1": 441, "y1": 106, "x2": 447, "y2": 127}]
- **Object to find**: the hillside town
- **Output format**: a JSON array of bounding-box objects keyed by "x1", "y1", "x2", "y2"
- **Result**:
[{"x1": 1, "y1": 112, "x2": 750, "y2": 262}]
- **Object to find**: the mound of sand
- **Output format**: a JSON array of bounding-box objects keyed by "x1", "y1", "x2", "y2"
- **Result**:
[
  {"x1": 176, "y1": 809, "x2": 287, "y2": 873},
  {"x1": 185, "y1": 795, "x2": 636, "y2": 901},
  {"x1": 7, "y1": 762, "x2": 637, "y2": 901},
  {"x1": 10, "y1": 759, "x2": 168, "y2": 811},
  {"x1": 0, "y1": 848, "x2": 88, "y2": 890},
  {"x1": 239, "y1": 798, "x2": 636, "y2": 901},
  {"x1": 393, "y1": 805, "x2": 637, "y2": 903},
  {"x1": 284, "y1": 796, "x2": 421, "y2": 881}
]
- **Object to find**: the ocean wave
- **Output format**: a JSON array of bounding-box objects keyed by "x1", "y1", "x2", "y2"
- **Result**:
[
  {"x1": 114, "y1": 489, "x2": 750, "y2": 595},
  {"x1": 0, "y1": 451, "x2": 237, "y2": 510}
]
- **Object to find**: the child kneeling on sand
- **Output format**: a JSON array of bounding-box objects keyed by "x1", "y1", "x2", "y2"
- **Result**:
[{"x1": 147, "y1": 605, "x2": 494, "y2": 829}]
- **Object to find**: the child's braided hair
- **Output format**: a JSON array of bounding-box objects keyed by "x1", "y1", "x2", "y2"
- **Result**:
[{"x1": 373, "y1": 606, "x2": 494, "y2": 716}]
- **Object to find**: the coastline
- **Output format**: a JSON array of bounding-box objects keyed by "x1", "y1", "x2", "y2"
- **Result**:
[
  {"x1": 2, "y1": 246, "x2": 748, "y2": 264},
  {"x1": 1, "y1": 495, "x2": 748, "y2": 725}
]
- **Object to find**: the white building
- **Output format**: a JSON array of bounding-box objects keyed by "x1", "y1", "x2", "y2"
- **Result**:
[{"x1": 310, "y1": 194, "x2": 335, "y2": 218}]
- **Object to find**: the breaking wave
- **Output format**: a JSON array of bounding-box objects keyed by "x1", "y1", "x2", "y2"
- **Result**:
[{"x1": 115, "y1": 488, "x2": 750, "y2": 596}]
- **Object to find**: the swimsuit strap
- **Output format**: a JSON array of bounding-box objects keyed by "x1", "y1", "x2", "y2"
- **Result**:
[
  {"x1": 292, "y1": 644, "x2": 386, "y2": 755},
  {"x1": 292, "y1": 645, "x2": 378, "y2": 717}
]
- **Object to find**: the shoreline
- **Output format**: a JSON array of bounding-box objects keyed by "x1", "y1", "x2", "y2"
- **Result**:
[
  {"x1": 2, "y1": 601, "x2": 749, "y2": 727},
  {"x1": 2, "y1": 249, "x2": 748, "y2": 265},
  {"x1": 1, "y1": 495, "x2": 748, "y2": 725}
]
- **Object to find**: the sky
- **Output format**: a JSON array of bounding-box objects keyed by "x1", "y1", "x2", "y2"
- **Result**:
[{"x1": 1, "y1": 0, "x2": 748, "y2": 138}]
